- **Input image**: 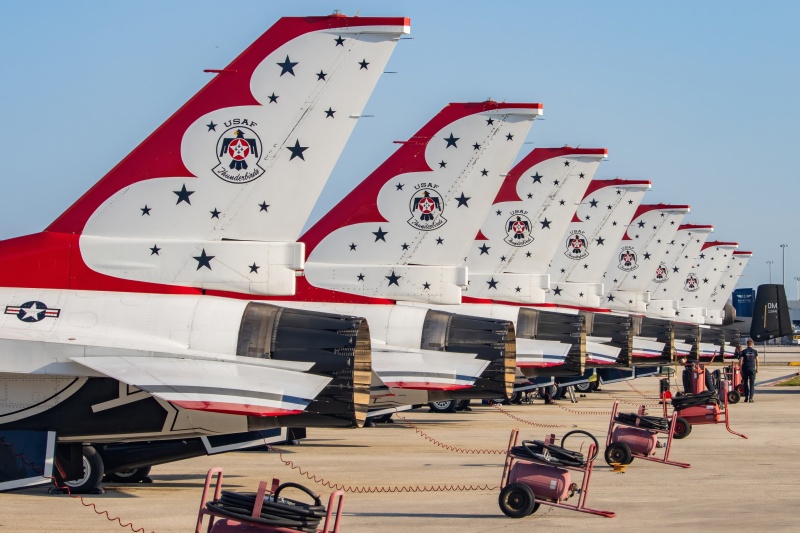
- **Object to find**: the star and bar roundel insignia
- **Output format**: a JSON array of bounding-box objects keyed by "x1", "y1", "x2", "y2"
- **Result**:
[
  {"x1": 503, "y1": 211, "x2": 533, "y2": 247},
  {"x1": 213, "y1": 120, "x2": 265, "y2": 184},
  {"x1": 5, "y1": 301, "x2": 61, "y2": 323}
]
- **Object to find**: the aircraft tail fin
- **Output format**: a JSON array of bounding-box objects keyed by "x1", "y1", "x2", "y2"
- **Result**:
[
  {"x1": 750, "y1": 284, "x2": 793, "y2": 342},
  {"x1": 1, "y1": 15, "x2": 410, "y2": 295}
]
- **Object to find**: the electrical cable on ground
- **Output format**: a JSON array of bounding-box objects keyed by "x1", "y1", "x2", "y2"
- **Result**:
[
  {"x1": 270, "y1": 448, "x2": 498, "y2": 493},
  {"x1": 489, "y1": 403, "x2": 571, "y2": 427},
  {"x1": 392, "y1": 413, "x2": 506, "y2": 454},
  {"x1": 0, "y1": 438, "x2": 155, "y2": 533}
]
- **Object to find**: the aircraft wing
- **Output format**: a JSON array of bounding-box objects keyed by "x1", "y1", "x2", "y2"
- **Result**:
[{"x1": 70, "y1": 356, "x2": 330, "y2": 417}]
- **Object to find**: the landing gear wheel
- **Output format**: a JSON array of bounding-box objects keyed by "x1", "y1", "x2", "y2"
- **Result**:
[
  {"x1": 55, "y1": 445, "x2": 104, "y2": 493},
  {"x1": 508, "y1": 391, "x2": 523, "y2": 404},
  {"x1": 590, "y1": 380, "x2": 601, "y2": 391},
  {"x1": 672, "y1": 416, "x2": 692, "y2": 439},
  {"x1": 499, "y1": 483, "x2": 536, "y2": 518},
  {"x1": 455, "y1": 399, "x2": 471, "y2": 411},
  {"x1": 605, "y1": 442, "x2": 633, "y2": 466},
  {"x1": 105, "y1": 466, "x2": 151, "y2": 484},
  {"x1": 372, "y1": 413, "x2": 394, "y2": 423},
  {"x1": 554, "y1": 386, "x2": 568, "y2": 400},
  {"x1": 574, "y1": 382, "x2": 593, "y2": 393},
  {"x1": 727, "y1": 390, "x2": 741, "y2": 404},
  {"x1": 428, "y1": 400, "x2": 457, "y2": 413}
]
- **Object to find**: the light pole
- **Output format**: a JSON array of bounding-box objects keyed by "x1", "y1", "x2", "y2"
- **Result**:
[
  {"x1": 780, "y1": 244, "x2": 788, "y2": 286},
  {"x1": 795, "y1": 276, "x2": 800, "y2": 300},
  {"x1": 767, "y1": 261, "x2": 774, "y2": 284}
]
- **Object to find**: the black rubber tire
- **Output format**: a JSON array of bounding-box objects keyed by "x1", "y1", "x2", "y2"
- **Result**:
[
  {"x1": 55, "y1": 445, "x2": 104, "y2": 493},
  {"x1": 590, "y1": 380, "x2": 601, "y2": 391},
  {"x1": 604, "y1": 442, "x2": 633, "y2": 466},
  {"x1": 574, "y1": 382, "x2": 593, "y2": 393},
  {"x1": 428, "y1": 400, "x2": 457, "y2": 413},
  {"x1": 105, "y1": 466, "x2": 151, "y2": 484},
  {"x1": 508, "y1": 391, "x2": 523, "y2": 404},
  {"x1": 455, "y1": 399, "x2": 471, "y2": 411},
  {"x1": 672, "y1": 416, "x2": 692, "y2": 439},
  {"x1": 499, "y1": 483, "x2": 536, "y2": 518},
  {"x1": 727, "y1": 390, "x2": 741, "y2": 404},
  {"x1": 554, "y1": 386, "x2": 568, "y2": 400}
]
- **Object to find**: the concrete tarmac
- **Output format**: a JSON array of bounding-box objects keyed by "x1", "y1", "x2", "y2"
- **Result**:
[{"x1": 4, "y1": 361, "x2": 800, "y2": 532}]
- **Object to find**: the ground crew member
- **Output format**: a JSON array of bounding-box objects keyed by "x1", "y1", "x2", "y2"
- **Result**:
[{"x1": 738, "y1": 338, "x2": 759, "y2": 402}]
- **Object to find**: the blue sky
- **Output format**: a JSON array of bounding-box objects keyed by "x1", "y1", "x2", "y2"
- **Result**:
[{"x1": 1, "y1": 1, "x2": 797, "y2": 292}]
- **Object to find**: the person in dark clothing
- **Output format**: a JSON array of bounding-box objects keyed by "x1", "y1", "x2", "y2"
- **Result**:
[{"x1": 737, "y1": 338, "x2": 760, "y2": 402}]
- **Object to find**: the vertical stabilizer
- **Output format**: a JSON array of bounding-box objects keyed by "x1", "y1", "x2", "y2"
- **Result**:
[
  {"x1": 750, "y1": 284, "x2": 793, "y2": 342},
  {"x1": 464, "y1": 148, "x2": 607, "y2": 303}
]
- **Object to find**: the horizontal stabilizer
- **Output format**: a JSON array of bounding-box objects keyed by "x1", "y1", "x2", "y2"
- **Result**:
[
  {"x1": 514, "y1": 337, "x2": 571, "y2": 368},
  {"x1": 70, "y1": 356, "x2": 330, "y2": 417},
  {"x1": 371, "y1": 342, "x2": 488, "y2": 390}
]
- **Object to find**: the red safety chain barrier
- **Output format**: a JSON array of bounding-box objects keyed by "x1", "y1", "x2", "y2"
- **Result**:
[
  {"x1": 270, "y1": 448, "x2": 497, "y2": 493},
  {"x1": 392, "y1": 413, "x2": 506, "y2": 454},
  {"x1": 490, "y1": 403, "x2": 570, "y2": 427},
  {"x1": 607, "y1": 393, "x2": 663, "y2": 408},
  {"x1": 0, "y1": 438, "x2": 155, "y2": 533}
]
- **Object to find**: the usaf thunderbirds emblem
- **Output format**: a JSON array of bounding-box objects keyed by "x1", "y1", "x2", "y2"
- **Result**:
[
  {"x1": 564, "y1": 231, "x2": 589, "y2": 260},
  {"x1": 653, "y1": 262, "x2": 669, "y2": 283},
  {"x1": 408, "y1": 185, "x2": 446, "y2": 231},
  {"x1": 5, "y1": 301, "x2": 61, "y2": 322},
  {"x1": 504, "y1": 211, "x2": 533, "y2": 247},
  {"x1": 213, "y1": 121, "x2": 264, "y2": 183},
  {"x1": 684, "y1": 273, "x2": 700, "y2": 292},
  {"x1": 618, "y1": 246, "x2": 638, "y2": 271}
]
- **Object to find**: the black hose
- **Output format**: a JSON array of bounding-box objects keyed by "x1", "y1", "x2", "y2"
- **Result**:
[
  {"x1": 206, "y1": 483, "x2": 327, "y2": 532},
  {"x1": 670, "y1": 390, "x2": 719, "y2": 410},
  {"x1": 614, "y1": 413, "x2": 670, "y2": 431},
  {"x1": 510, "y1": 434, "x2": 593, "y2": 467}
]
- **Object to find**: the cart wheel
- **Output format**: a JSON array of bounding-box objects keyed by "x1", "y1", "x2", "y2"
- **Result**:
[
  {"x1": 499, "y1": 483, "x2": 536, "y2": 518},
  {"x1": 735, "y1": 384, "x2": 746, "y2": 394},
  {"x1": 428, "y1": 400, "x2": 457, "y2": 413},
  {"x1": 672, "y1": 416, "x2": 692, "y2": 439},
  {"x1": 727, "y1": 390, "x2": 741, "y2": 404},
  {"x1": 604, "y1": 442, "x2": 632, "y2": 466}
]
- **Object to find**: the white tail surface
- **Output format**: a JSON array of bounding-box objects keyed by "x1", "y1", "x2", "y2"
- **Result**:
[
  {"x1": 709, "y1": 251, "x2": 752, "y2": 310},
  {"x1": 646, "y1": 224, "x2": 714, "y2": 318},
  {"x1": 674, "y1": 241, "x2": 739, "y2": 323},
  {"x1": 303, "y1": 102, "x2": 542, "y2": 304},
  {"x1": 605, "y1": 204, "x2": 690, "y2": 313},
  {"x1": 13, "y1": 16, "x2": 410, "y2": 296},
  {"x1": 464, "y1": 147, "x2": 607, "y2": 303},
  {"x1": 545, "y1": 179, "x2": 651, "y2": 307}
]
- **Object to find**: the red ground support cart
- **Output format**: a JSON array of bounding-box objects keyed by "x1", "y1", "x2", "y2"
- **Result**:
[
  {"x1": 604, "y1": 401, "x2": 690, "y2": 469},
  {"x1": 661, "y1": 389, "x2": 747, "y2": 440},
  {"x1": 499, "y1": 428, "x2": 615, "y2": 519},
  {"x1": 195, "y1": 468, "x2": 345, "y2": 533},
  {"x1": 720, "y1": 363, "x2": 744, "y2": 404}
]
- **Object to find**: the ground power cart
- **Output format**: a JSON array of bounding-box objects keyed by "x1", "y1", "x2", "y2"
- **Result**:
[
  {"x1": 499, "y1": 428, "x2": 615, "y2": 519},
  {"x1": 605, "y1": 401, "x2": 690, "y2": 469}
]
